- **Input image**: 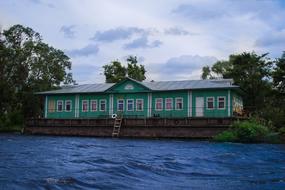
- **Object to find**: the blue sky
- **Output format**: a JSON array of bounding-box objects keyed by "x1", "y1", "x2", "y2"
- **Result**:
[{"x1": 0, "y1": 0, "x2": 284, "y2": 84}]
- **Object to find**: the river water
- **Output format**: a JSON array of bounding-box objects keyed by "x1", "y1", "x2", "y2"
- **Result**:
[{"x1": 0, "y1": 134, "x2": 285, "y2": 190}]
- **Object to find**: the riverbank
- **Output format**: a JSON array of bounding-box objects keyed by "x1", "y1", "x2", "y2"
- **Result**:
[
  {"x1": 213, "y1": 119, "x2": 285, "y2": 144},
  {"x1": 0, "y1": 125, "x2": 23, "y2": 133}
]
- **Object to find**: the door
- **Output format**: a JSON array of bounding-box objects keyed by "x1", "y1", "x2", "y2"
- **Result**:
[{"x1": 196, "y1": 97, "x2": 204, "y2": 117}]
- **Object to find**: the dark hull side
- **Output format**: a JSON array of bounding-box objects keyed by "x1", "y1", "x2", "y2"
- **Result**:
[{"x1": 24, "y1": 117, "x2": 244, "y2": 138}]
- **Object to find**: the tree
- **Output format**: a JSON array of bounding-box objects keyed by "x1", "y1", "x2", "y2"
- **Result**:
[
  {"x1": 103, "y1": 56, "x2": 146, "y2": 83},
  {"x1": 201, "y1": 61, "x2": 233, "y2": 79},
  {"x1": 201, "y1": 52, "x2": 273, "y2": 111},
  {"x1": 211, "y1": 60, "x2": 233, "y2": 78},
  {"x1": 103, "y1": 61, "x2": 127, "y2": 83},
  {"x1": 201, "y1": 66, "x2": 211, "y2": 79},
  {"x1": 0, "y1": 24, "x2": 75, "y2": 125},
  {"x1": 273, "y1": 52, "x2": 285, "y2": 93},
  {"x1": 126, "y1": 56, "x2": 146, "y2": 81}
]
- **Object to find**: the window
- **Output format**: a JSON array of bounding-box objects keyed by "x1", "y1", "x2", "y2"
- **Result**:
[
  {"x1": 91, "y1": 100, "x2": 97, "y2": 112},
  {"x1": 82, "y1": 100, "x2": 88, "y2": 112},
  {"x1": 155, "y1": 98, "x2": 163, "y2": 111},
  {"x1": 65, "y1": 100, "x2": 72, "y2": 112},
  {"x1": 136, "y1": 99, "x2": 144, "y2": 111},
  {"x1": 57, "y1": 100, "x2": 63, "y2": 112},
  {"x1": 165, "y1": 98, "x2": 173, "y2": 110},
  {"x1": 175, "y1": 97, "x2": 183, "y2": 110},
  {"x1": 127, "y1": 99, "x2": 134, "y2": 111},
  {"x1": 218, "y1": 97, "x2": 226, "y2": 109},
  {"x1": 48, "y1": 100, "x2": 55, "y2": 112},
  {"x1": 117, "y1": 99, "x2": 124, "y2": 111},
  {"x1": 100, "y1": 99, "x2": 106, "y2": 111},
  {"x1": 207, "y1": 97, "x2": 214, "y2": 110}
]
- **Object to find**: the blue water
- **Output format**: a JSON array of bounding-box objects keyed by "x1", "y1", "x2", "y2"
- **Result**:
[{"x1": 0, "y1": 135, "x2": 285, "y2": 190}]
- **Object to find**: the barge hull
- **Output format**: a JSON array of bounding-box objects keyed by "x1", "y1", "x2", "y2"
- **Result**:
[{"x1": 24, "y1": 118, "x2": 242, "y2": 138}]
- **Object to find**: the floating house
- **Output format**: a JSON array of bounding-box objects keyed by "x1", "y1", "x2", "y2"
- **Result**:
[{"x1": 38, "y1": 77, "x2": 243, "y2": 119}]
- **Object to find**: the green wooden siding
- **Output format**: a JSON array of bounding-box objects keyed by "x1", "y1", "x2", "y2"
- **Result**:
[
  {"x1": 46, "y1": 95, "x2": 76, "y2": 119},
  {"x1": 151, "y1": 91, "x2": 188, "y2": 118},
  {"x1": 44, "y1": 89, "x2": 239, "y2": 119},
  {"x1": 113, "y1": 93, "x2": 148, "y2": 118},
  {"x1": 192, "y1": 90, "x2": 230, "y2": 117},
  {"x1": 106, "y1": 79, "x2": 149, "y2": 93},
  {"x1": 79, "y1": 94, "x2": 109, "y2": 118}
]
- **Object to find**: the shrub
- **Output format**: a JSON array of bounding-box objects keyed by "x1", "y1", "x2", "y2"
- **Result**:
[
  {"x1": 232, "y1": 120, "x2": 269, "y2": 142},
  {"x1": 0, "y1": 111, "x2": 24, "y2": 132},
  {"x1": 279, "y1": 127, "x2": 285, "y2": 134},
  {"x1": 214, "y1": 119, "x2": 275, "y2": 143},
  {"x1": 213, "y1": 131, "x2": 237, "y2": 142}
]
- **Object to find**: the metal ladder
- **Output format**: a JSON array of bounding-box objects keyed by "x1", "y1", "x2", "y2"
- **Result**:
[{"x1": 112, "y1": 117, "x2": 122, "y2": 137}]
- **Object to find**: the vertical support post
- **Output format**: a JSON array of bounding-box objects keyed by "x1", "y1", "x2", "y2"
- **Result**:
[
  {"x1": 150, "y1": 93, "x2": 152, "y2": 118},
  {"x1": 75, "y1": 94, "x2": 79, "y2": 118},
  {"x1": 109, "y1": 94, "x2": 113, "y2": 116},
  {"x1": 188, "y1": 90, "x2": 192, "y2": 117},
  {"x1": 44, "y1": 95, "x2": 48, "y2": 118},
  {"x1": 74, "y1": 95, "x2": 77, "y2": 118},
  {"x1": 228, "y1": 90, "x2": 231, "y2": 117},
  {"x1": 147, "y1": 93, "x2": 152, "y2": 118}
]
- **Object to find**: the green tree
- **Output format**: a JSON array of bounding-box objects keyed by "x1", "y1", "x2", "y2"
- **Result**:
[
  {"x1": 103, "y1": 56, "x2": 146, "y2": 83},
  {"x1": 201, "y1": 66, "x2": 211, "y2": 79},
  {"x1": 211, "y1": 60, "x2": 233, "y2": 78},
  {"x1": 103, "y1": 61, "x2": 127, "y2": 83},
  {"x1": 266, "y1": 52, "x2": 285, "y2": 128},
  {"x1": 0, "y1": 24, "x2": 74, "y2": 126},
  {"x1": 273, "y1": 52, "x2": 285, "y2": 93},
  {"x1": 201, "y1": 60, "x2": 233, "y2": 79},
  {"x1": 201, "y1": 52, "x2": 273, "y2": 111},
  {"x1": 126, "y1": 56, "x2": 146, "y2": 81}
]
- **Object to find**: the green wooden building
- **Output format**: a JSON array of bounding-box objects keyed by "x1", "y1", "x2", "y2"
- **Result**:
[{"x1": 38, "y1": 77, "x2": 243, "y2": 119}]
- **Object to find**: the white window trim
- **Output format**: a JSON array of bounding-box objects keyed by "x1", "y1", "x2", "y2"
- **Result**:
[
  {"x1": 90, "y1": 99, "x2": 97, "y2": 112},
  {"x1": 127, "y1": 99, "x2": 134, "y2": 111},
  {"x1": 206, "y1": 97, "x2": 215, "y2": 110},
  {"x1": 218, "y1": 96, "x2": 226, "y2": 110},
  {"x1": 155, "y1": 98, "x2": 163, "y2": 111},
  {"x1": 175, "y1": 97, "x2": 183, "y2": 110},
  {"x1": 57, "y1": 100, "x2": 63, "y2": 112},
  {"x1": 82, "y1": 100, "x2": 89, "y2": 112},
  {"x1": 99, "y1": 99, "x2": 107, "y2": 112},
  {"x1": 165, "y1": 98, "x2": 173, "y2": 111},
  {"x1": 65, "y1": 100, "x2": 72, "y2": 112},
  {"x1": 117, "y1": 99, "x2": 124, "y2": 112},
  {"x1": 136, "y1": 99, "x2": 144, "y2": 111}
]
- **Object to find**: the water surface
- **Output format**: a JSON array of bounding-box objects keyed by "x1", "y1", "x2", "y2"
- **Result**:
[{"x1": 0, "y1": 134, "x2": 285, "y2": 190}]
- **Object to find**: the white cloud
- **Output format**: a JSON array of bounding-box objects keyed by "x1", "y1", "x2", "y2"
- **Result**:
[
  {"x1": 147, "y1": 55, "x2": 218, "y2": 81},
  {"x1": 66, "y1": 44, "x2": 99, "y2": 57},
  {"x1": 60, "y1": 25, "x2": 76, "y2": 39},
  {"x1": 0, "y1": 0, "x2": 285, "y2": 83}
]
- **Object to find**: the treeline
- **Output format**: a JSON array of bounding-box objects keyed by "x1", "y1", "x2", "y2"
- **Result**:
[
  {"x1": 0, "y1": 25, "x2": 74, "y2": 129},
  {"x1": 201, "y1": 52, "x2": 285, "y2": 128}
]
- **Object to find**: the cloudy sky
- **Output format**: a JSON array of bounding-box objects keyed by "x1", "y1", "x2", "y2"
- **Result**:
[{"x1": 1, "y1": 0, "x2": 285, "y2": 84}]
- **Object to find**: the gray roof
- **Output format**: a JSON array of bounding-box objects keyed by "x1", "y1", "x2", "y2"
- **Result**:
[
  {"x1": 143, "y1": 79, "x2": 238, "y2": 91},
  {"x1": 37, "y1": 78, "x2": 239, "y2": 94},
  {"x1": 37, "y1": 83, "x2": 114, "y2": 94}
]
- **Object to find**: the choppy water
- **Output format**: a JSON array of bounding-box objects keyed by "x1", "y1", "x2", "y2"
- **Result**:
[{"x1": 0, "y1": 134, "x2": 285, "y2": 190}]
